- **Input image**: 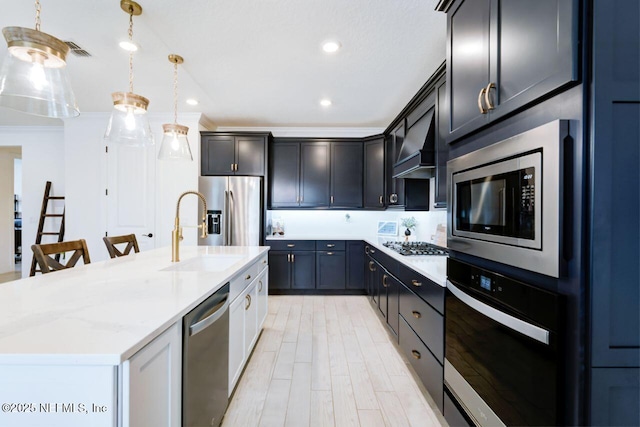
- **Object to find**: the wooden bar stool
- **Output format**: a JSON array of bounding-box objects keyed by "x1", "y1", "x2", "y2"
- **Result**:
[
  {"x1": 103, "y1": 234, "x2": 140, "y2": 259},
  {"x1": 31, "y1": 239, "x2": 91, "y2": 274}
]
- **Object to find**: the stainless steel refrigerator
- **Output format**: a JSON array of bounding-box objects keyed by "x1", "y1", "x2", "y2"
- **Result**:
[{"x1": 198, "y1": 176, "x2": 262, "y2": 246}]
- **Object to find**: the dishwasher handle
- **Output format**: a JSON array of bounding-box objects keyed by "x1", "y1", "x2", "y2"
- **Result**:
[{"x1": 188, "y1": 288, "x2": 230, "y2": 337}]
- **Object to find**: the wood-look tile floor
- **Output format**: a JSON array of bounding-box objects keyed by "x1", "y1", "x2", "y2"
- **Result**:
[{"x1": 223, "y1": 295, "x2": 447, "y2": 427}]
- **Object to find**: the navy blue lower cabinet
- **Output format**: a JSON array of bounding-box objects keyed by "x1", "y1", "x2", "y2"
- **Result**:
[
  {"x1": 346, "y1": 241, "x2": 365, "y2": 290},
  {"x1": 590, "y1": 368, "x2": 640, "y2": 426},
  {"x1": 316, "y1": 250, "x2": 346, "y2": 290},
  {"x1": 399, "y1": 316, "x2": 444, "y2": 413},
  {"x1": 269, "y1": 251, "x2": 291, "y2": 289},
  {"x1": 382, "y1": 271, "x2": 400, "y2": 338},
  {"x1": 398, "y1": 283, "x2": 444, "y2": 364},
  {"x1": 268, "y1": 248, "x2": 316, "y2": 290},
  {"x1": 291, "y1": 251, "x2": 316, "y2": 289}
]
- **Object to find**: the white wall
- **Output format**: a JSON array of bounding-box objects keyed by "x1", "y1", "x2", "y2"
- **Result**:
[{"x1": 0, "y1": 127, "x2": 65, "y2": 277}]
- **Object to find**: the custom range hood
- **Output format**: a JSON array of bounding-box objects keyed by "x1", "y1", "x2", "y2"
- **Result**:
[{"x1": 392, "y1": 103, "x2": 436, "y2": 179}]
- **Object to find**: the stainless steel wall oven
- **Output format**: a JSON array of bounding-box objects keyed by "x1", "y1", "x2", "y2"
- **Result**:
[
  {"x1": 447, "y1": 120, "x2": 570, "y2": 278},
  {"x1": 445, "y1": 258, "x2": 562, "y2": 426}
]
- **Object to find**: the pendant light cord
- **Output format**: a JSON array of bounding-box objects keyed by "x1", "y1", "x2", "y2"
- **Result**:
[
  {"x1": 128, "y1": 11, "x2": 134, "y2": 93},
  {"x1": 173, "y1": 61, "x2": 178, "y2": 124},
  {"x1": 35, "y1": 0, "x2": 41, "y2": 31}
]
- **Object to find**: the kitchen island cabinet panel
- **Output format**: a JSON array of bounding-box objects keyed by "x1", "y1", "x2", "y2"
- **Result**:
[{"x1": 123, "y1": 322, "x2": 181, "y2": 427}]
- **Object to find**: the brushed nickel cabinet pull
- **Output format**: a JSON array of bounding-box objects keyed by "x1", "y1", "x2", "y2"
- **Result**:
[
  {"x1": 292, "y1": 254, "x2": 295, "y2": 262},
  {"x1": 287, "y1": 253, "x2": 291, "y2": 262},
  {"x1": 365, "y1": 245, "x2": 370, "y2": 254},
  {"x1": 327, "y1": 252, "x2": 334, "y2": 255},
  {"x1": 258, "y1": 280, "x2": 263, "y2": 292},
  {"x1": 327, "y1": 244, "x2": 335, "y2": 248},
  {"x1": 369, "y1": 261, "x2": 376, "y2": 272},
  {"x1": 231, "y1": 163, "x2": 235, "y2": 171},
  {"x1": 412, "y1": 311, "x2": 422, "y2": 319},
  {"x1": 245, "y1": 274, "x2": 251, "y2": 280},
  {"x1": 382, "y1": 274, "x2": 389, "y2": 288},
  {"x1": 287, "y1": 244, "x2": 295, "y2": 248},
  {"x1": 370, "y1": 248, "x2": 376, "y2": 254},
  {"x1": 411, "y1": 279, "x2": 422, "y2": 287},
  {"x1": 390, "y1": 193, "x2": 398, "y2": 203},
  {"x1": 411, "y1": 350, "x2": 421, "y2": 359},
  {"x1": 484, "y1": 82, "x2": 496, "y2": 110},
  {"x1": 331, "y1": 196, "x2": 334, "y2": 204},
  {"x1": 379, "y1": 195, "x2": 383, "y2": 205},
  {"x1": 245, "y1": 294, "x2": 251, "y2": 310},
  {"x1": 478, "y1": 87, "x2": 487, "y2": 114}
]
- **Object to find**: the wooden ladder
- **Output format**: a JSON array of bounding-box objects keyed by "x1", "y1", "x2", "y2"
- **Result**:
[{"x1": 29, "y1": 181, "x2": 65, "y2": 276}]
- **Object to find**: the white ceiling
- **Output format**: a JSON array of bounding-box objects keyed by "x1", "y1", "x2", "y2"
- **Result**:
[{"x1": 0, "y1": 0, "x2": 446, "y2": 128}]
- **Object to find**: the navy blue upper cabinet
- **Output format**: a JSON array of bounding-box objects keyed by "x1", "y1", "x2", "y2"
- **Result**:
[
  {"x1": 330, "y1": 142, "x2": 363, "y2": 208},
  {"x1": 269, "y1": 142, "x2": 300, "y2": 207},
  {"x1": 363, "y1": 136, "x2": 385, "y2": 209},
  {"x1": 445, "y1": 0, "x2": 579, "y2": 143},
  {"x1": 201, "y1": 133, "x2": 268, "y2": 175},
  {"x1": 300, "y1": 142, "x2": 331, "y2": 207}
]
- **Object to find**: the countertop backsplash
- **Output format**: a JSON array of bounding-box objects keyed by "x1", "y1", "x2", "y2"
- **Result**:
[{"x1": 266, "y1": 209, "x2": 447, "y2": 245}]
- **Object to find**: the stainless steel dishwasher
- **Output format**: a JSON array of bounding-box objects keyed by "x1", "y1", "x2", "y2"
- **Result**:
[{"x1": 183, "y1": 283, "x2": 230, "y2": 427}]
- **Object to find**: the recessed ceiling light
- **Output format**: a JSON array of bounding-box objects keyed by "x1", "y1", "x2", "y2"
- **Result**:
[
  {"x1": 322, "y1": 41, "x2": 341, "y2": 53},
  {"x1": 119, "y1": 40, "x2": 139, "y2": 52},
  {"x1": 186, "y1": 98, "x2": 199, "y2": 106},
  {"x1": 320, "y1": 99, "x2": 332, "y2": 107}
]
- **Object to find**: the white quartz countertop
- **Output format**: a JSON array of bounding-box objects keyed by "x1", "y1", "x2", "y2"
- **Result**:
[
  {"x1": 0, "y1": 246, "x2": 268, "y2": 366},
  {"x1": 266, "y1": 235, "x2": 447, "y2": 287},
  {"x1": 363, "y1": 238, "x2": 447, "y2": 287}
]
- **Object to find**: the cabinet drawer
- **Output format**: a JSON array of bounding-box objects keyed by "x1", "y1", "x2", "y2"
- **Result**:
[
  {"x1": 268, "y1": 240, "x2": 315, "y2": 251},
  {"x1": 399, "y1": 316, "x2": 443, "y2": 413},
  {"x1": 316, "y1": 240, "x2": 345, "y2": 251},
  {"x1": 399, "y1": 284, "x2": 443, "y2": 363},
  {"x1": 396, "y1": 262, "x2": 444, "y2": 315},
  {"x1": 257, "y1": 253, "x2": 268, "y2": 272},
  {"x1": 230, "y1": 259, "x2": 261, "y2": 301}
]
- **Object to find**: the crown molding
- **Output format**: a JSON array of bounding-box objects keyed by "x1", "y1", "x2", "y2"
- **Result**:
[{"x1": 213, "y1": 126, "x2": 385, "y2": 138}]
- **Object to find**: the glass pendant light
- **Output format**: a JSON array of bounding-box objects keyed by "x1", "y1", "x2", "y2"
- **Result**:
[
  {"x1": 0, "y1": 0, "x2": 79, "y2": 118},
  {"x1": 158, "y1": 54, "x2": 192, "y2": 161},
  {"x1": 104, "y1": 0, "x2": 153, "y2": 146}
]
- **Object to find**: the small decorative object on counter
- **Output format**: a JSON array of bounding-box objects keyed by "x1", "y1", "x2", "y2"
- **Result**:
[
  {"x1": 272, "y1": 217, "x2": 285, "y2": 235},
  {"x1": 401, "y1": 216, "x2": 417, "y2": 241}
]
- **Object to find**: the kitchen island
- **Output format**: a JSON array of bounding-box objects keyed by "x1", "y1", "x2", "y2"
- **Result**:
[{"x1": 0, "y1": 245, "x2": 269, "y2": 427}]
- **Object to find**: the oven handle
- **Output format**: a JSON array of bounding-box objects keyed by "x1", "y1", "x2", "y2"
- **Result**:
[{"x1": 447, "y1": 280, "x2": 550, "y2": 345}]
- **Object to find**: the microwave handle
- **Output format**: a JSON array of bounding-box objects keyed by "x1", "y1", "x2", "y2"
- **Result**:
[
  {"x1": 498, "y1": 188, "x2": 505, "y2": 225},
  {"x1": 447, "y1": 280, "x2": 550, "y2": 345}
]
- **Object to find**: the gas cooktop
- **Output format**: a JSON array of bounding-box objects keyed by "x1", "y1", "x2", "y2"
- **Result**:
[{"x1": 382, "y1": 241, "x2": 449, "y2": 256}]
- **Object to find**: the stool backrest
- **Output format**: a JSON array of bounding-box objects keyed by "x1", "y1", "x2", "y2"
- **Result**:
[
  {"x1": 31, "y1": 239, "x2": 91, "y2": 274},
  {"x1": 103, "y1": 234, "x2": 140, "y2": 259}
]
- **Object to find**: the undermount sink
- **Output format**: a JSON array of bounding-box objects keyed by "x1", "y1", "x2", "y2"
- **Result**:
[{"x1": 161, "y1": 255, "x2": 244, "y2": 272}]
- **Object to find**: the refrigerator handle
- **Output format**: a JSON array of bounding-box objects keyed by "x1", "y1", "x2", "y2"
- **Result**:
[
  {"x1": 223, "y1": 190, "x2": 229, "y2": 245},
  {"x1": 229, "y1": 190, "x2": 234, "y2": 245}
]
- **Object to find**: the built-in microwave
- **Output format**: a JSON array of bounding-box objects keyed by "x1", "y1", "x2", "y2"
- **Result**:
[{"x1": 447, "y1": 120, "x2": 570, "y2": 278}]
